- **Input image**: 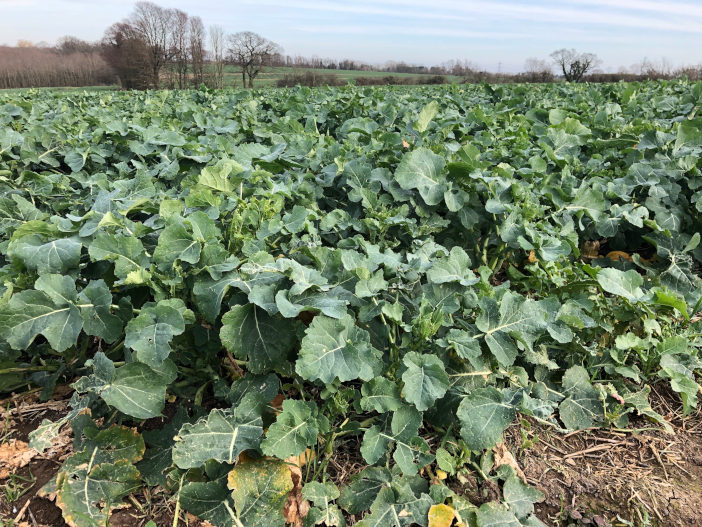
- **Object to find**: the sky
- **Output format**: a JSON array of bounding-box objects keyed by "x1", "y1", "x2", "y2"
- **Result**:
[{"x1": 0, "y1": 0, "x2": 700, "y2": 72}]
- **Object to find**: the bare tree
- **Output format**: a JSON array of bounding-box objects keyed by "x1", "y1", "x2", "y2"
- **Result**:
[
  {"x1": 189, "y1": 16, "x2": 206, "y2": 87},
  {"x1": 55, "y1": 36, "x2": 96, "y2": 55},
  {"x1": 550, "y1": 49, "x2": 601, "y2": 82},
  {"x1": 170, "y1": 9, "x2": 190, "y2": 89},
  {"x1": 209, "y1": 25, "x2": 226, "y2": 89},
  {"x1": 524, "y1": 57, "x2": 554, "y2": 83},
  {"x1": 129, "y1": 1, "x2": 176, "y2": 87},
  {"x1": 226, "y1": 31, "x2": 282, "y2": 88}
]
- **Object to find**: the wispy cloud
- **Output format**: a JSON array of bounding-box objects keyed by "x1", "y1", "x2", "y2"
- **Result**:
[{"x1": 0, "y1": 0, "x2": 698, "y2": 71}]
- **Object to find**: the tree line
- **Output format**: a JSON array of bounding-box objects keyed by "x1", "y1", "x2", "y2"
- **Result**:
[{"x1": 2, "y1": 0, "x2": 701, "y2": 90}]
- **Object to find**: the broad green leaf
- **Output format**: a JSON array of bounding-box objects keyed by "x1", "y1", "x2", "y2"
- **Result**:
[
  {"x1": 221, "y1": 304, "x2": 296, "y2": 374},
  {"x1": 361, "y1": 377, "x2": 403, "y2": 413},
  {"x1": 88, "y1": 233, "x2": 150, "y2": 280},
  {"x1": 180, "y1": 481, "x2": 237, "y2": 527},
  {"x1": 297, "y1": 313, "x2": 382, "y2": 384},
  {"x1": 153, "y1": 217, "x2": 201, "y2": 271},
  {"x1": 303, "y1": 482, "x2": 344, "y2": 526},
  {"x1": 54, "y1": 460, "x2": 141, "y2": 527},
  {"x1": 674, "y1": 117, "x2": 702, "y2": 153},
  {"x1": 457, "y1": 387, "x2": 515, "y2": 450},
  {"x1": 361, "y1": 406, "x2": 434, "y2": 475},
  {"x1": 73, "y1": 353, "x2": 166, "y2": 419},
  {"x1": 78, "y1": 280, "x2": 122, "y2": 343},
  {"x1": 426, "y1": 247, "x2": 477, "y2": 286},
  {"x1": 29, "y1": 393, "x2": 95, "y2": 452},
  {"x1": 596, "y1": 268, "x2": 645, "y2": 302},
  {"x1": 503, "y1": 475, "x2": 543, "y2": 519},
  {"x1": 622, "y1": 385, "x2": 673, "y2": 434},
  {"x1": 476, "y1": 292, "x2": 546, "y2": 367},
  {"x1": 0, "y1": 288, "x2": 82, "y2": 352},
  {"x1": 475, "y1": 502, "x2": 521, "y2": 527},
  {"x1": 414, "y1": 100, "x2": 439, "y2": 133},
  {"x1": 338, "y1": 467, "x2": 392, "y2": 514},
  {"x1": 124, "y1": 302, "x2": 185, "y2": 368},
  {"x1": 401, "y1": 352, "x2": 449, "y2": 411},
  {"x1": 558, "y1": 365, "x2": 601, "y2": 430},
  {"x1": 355, "y1": 486, "x2": 432, "y2": 527},
  {"x1": 198, "y1": 162, "x2": 244, "y2": 192},
  {"x1": 9, "y1": 234, "x2": 81, "y2": 275},
  {"x1": 173, "y1": 393, "x2": 265, "y2": 468},
  {"x1": 261, "y1": 399, "x2": 329, "y2": 459},
  {"x1": 227, "y1": 459, "x2": 293, "y2": 527},
  {"x1": 395, "y1": 147, "x2": 447, "y2": 206}
]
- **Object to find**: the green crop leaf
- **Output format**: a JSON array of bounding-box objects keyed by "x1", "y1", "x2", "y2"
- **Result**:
[
  {"x1": 674, "y1": 117, "x2": 702, "y2": 153},
  {"x1": 29, "y1": 393, "x2": 95, "y2": 452},
  {"x1": 303, "y1": 481, "x2": 344, "y2": 526},
  {"x1": 361, "y1": 377, "x2": 403, "y2": 413},
  {"x1": 401, "y1": 352, "x2": 449, "y2": 411},
  {"x1": 296, "y1": 313, "x2": 383, "y2": 384},
  {"x1": 9, "y1": 234, "x2": 81, "y2": 275},
  {"x1": 228, "y1": 459, "x2": 293, "y2": 527},
  {"x1": 73, "y1": 352, "x2": 166, "y2": 419},
  {"x1": 355, "y1": 486, "x2": 432, "y2": 527},
  {"x1": 0, "y1": 281, "x2": 82, "y2": 352},
  {"x1": 180, "y1": 481, "x2": 238, "y2": 527},
  {"x1": 475, "y1": 502, "x2": 521, "y2": 527},
  {"x1": 361, "y1": 406, "x2": 434, "y2": 475},
  {"x1": 475, "y1": 292, "x2": 546, "y2": 367},
  {"x1": 559, "y1": 365, "x2": 601, "y2": 430},
  {"x1": 173, "y1": 393, "x2": 265, "y2": 468},
  {"x1": 153, "y1": 216, "x2": 202, "y2": 271},
  {"x1": 88, "y1": 233, "x2": 151, "y2": 280},
  {"x1": 426, "y1": 247, "x2": 477, "y2": 286},
  {"x1": 338, "y1": 467, "x2": 392, "y2": 514},
  {"x1": 124, "y1": 301, "x2": 186, "y2": 368},
  {"x1": 221, "y1": 304, "x2": 296, "y2": 374},
  {"x1": 503, "y1": 475, "x2": 543, "y2": 519},
  {"x1": 414, "y1": 100, "x2": 439, "y2": 133},
  {"x1": 356, "y1": 270, "x2": 389, "y2": 298},
  {"x1": 596, "y1": 268, "x2": 645, "y2": 302},
  {"x1": 395, "y1": 147, "x2": 447, "y2": 206},
  {"x1": 261, "y1": 399, "x2": 329, "y2": 459},
  {"x1": 78, "y1": 280, "x2": 122, "y2": 343},
  {"x1": 198, "y1": 162, "x2": 245, "y2": 192},
  {"x1": 54, "y1": 460, "x2": 141, "y2": 527},
  {"x1": 457, "y1": 387, "x2": 516, "y2": 450}
]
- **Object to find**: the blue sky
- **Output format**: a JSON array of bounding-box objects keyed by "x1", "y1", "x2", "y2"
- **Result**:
[{"x1": 1, "y1": 0, "x2": 700, "y2": 72}]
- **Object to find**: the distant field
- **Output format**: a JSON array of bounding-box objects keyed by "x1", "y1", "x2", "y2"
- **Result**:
[
  {"x1": 224, "y1": 66, "x2": 463, "y2": 87},
  {"x1": 0, "y1": 67, "x2": 462, "y2": 93}
]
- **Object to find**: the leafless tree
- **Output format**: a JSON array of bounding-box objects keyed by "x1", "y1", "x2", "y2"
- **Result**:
[
  {"x1": 524, "y1": 57, "x2": 554, "y2": 83},
  {"x1": 209, "y1": 25, "x2": 226, "y2": 89},
  {"x1": 189, "y1": 16, "x2": 206, "y2": 86},
  {"x1": 550, "y1": 49, "x2": 601, "y2": 82},
  {"x1": 55, "y1": 36, "x2": 96, "y2": 55},
  {"x1": 129, "y1": 1, "x2": 176, "y2": 87},
  {"x1": 226, "y1": 31, "x2": 282, "y2": 88},
  {"x1": 169, "y1": 9, "x2": 190, "y2": 89}
]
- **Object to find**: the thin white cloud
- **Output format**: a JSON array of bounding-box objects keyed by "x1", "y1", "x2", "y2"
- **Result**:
[{"x1": 292, "y1": 24, "x2": 526, "y2": 40}]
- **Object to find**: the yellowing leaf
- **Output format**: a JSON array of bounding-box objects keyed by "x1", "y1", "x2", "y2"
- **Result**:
[{"x1": 428, "y1": 503, "x2": 456, "y2": 527}]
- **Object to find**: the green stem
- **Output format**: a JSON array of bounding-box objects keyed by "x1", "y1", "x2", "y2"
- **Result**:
[
  {"x1": 0, "y1": 366, "x2": 58, "y2": 375},
  {"x1": 194, "y1": 380, "x2": 212, "y2": 407}
]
